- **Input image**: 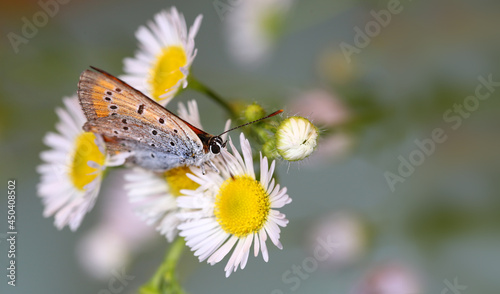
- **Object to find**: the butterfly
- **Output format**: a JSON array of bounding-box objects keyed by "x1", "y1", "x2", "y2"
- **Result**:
[{"x1": 77, "y1": 67, "x2": 282, "y2": 173}]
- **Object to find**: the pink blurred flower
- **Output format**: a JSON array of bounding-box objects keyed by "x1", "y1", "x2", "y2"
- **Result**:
[
  {"x1": 289, "y1": 89, "x2": 350, "y2": 127},
  {"x1": 76, "y1": 170, "x2": 157, "y2": 280},
  {"x1": 309, "y1": 132, "x2": 353, "y2": 165},
  {"x1": 289, "y1": 89, "x2": 354, "y2": 165},
  {"x1": 307, "y1": 211, "x2": 367, "y2": 269},
  {"x1": 351, "y1": 263, "x2": 423, "y2": 294}
]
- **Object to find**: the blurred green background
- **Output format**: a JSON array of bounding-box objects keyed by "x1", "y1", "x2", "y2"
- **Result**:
[{"x1": 1, "y1": 0, "x2": 500, "y2": 293}]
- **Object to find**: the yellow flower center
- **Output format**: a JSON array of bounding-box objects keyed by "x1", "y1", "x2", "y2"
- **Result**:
[
  {"x1": 70, "y1": 132, "x2": 105, "y2": 191},
  {"x1": 214, "y1": 175, "x2": 270, "y2": 237},
  {"x1": 149, "y1": 45, "x2": 187, "y2": 101},
  {"x1": 164, "y1": 166, "x2": 199, "y2": 197}
]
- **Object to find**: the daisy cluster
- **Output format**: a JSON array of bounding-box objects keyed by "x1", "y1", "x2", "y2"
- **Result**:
[{"x1": 37, "y1": 6, "x2": 317, "y2": 278}]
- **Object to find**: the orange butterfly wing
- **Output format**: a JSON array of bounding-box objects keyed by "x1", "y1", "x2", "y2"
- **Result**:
[{"x1": 78, "y1": 67, "x2": 213, "y2": 148}]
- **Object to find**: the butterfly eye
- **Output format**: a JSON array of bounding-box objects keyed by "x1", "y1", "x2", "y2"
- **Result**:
[
  {"x1": 209, "y1": 136, "x2": 223, "y2": 155},
  {"x1": 210, "y1": 143, "x2": 220, "y2": 154}
]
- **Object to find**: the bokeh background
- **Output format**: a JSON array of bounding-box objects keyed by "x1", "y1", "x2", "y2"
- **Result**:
[{"x1": 1, "y1": 0, "x2": 500, "y2": 293}]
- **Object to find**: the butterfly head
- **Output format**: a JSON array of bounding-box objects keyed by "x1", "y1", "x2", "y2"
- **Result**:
[
  {"x1": 208, "y1": 136, "x2": 225, "y2": 155},
  {"x1": 206, "y1": 109, "x2": 284, "y2": 156}
]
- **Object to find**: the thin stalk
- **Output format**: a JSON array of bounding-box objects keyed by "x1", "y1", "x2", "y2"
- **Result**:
[
  {"x1": 139, "y1": 237, "x2": 187, "y2": 294},
  {"x1": 187, "y1": 75, "x2": 237, "y2": 119}
]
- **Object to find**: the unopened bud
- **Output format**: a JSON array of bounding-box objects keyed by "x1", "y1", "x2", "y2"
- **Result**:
[
  {"x1": 275, "y1": 116, "x2": 319, "y2": 161},
  {"x1": 244, "y1": 103, "x2": 266, "y2": 122}
]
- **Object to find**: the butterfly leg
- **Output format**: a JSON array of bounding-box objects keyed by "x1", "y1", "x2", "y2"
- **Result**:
[{"x1": 207, "y1": 160, "x2": 219, "y2": 174}]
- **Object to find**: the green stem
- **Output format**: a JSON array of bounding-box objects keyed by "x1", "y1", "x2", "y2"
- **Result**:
[
  {"x1": 139, "y1": 238, "x2": 187, "y2": 294},
  {"x1": 187, "y1": 75, "x2": 237, "y2": 119}
]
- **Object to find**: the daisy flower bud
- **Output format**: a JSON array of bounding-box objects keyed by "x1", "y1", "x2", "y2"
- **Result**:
[
  {"x1": 275, "y1": 116, "x2": 319, "y2": 161},
  {"x1": 244, "y1": 103, "x2": 266, "y2": 122}
]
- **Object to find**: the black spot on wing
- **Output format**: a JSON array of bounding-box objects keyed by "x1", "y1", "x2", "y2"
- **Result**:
[{"x1": 137, "y1": 104, "x2": 145, "y2": 114}]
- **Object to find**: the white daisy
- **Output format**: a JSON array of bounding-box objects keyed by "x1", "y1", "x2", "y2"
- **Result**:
[
  {"x1": 121, "y1": 7, "x2": 202, "y2": 105},
  {"x1": 125, "y1": 100, "x2": 223, "y2": 241},
  {"x1": 37, "y1": 96, "x2": 124, "y2": 231},
  {"x1": 177, "y1": 132, "x2": 292, "y2": 277},
  {"x1": 226, "y1": 0, "x2": 293, "y2": 66},
  {"x1": 125, "y1": 165, "x2": 200, "y2": 242}
]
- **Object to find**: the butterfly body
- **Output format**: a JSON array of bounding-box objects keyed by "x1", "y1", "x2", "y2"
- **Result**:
[{"x1": 78, "y1": 67, "x2": 223, "y2": 172}]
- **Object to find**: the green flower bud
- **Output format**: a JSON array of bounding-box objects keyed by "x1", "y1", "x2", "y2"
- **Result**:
[
  {"x1": 262, "y1": 138, "x2": 279, "y2": 160},
  {"x1": 244, "y1": 103, "x2": 266, "y2": 122}
]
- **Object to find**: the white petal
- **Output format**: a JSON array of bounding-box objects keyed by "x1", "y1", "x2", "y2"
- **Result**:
[{"x1": 208, "y1": 235, "x2": 238, "y2": 265}]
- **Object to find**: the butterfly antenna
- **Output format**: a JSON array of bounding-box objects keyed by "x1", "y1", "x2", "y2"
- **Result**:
[{"x1": 218, "y1": 109, "x2": 283, "y2": 136}]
